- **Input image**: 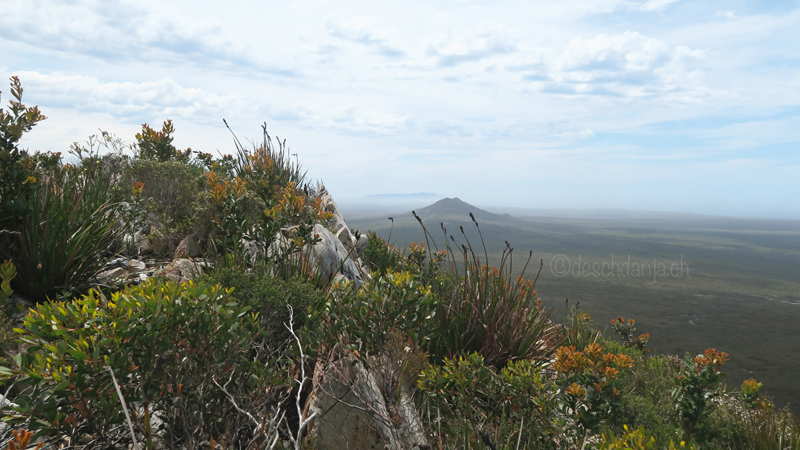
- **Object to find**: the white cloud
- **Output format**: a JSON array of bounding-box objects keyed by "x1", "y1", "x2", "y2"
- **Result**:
[
  {"x1": 0, "y1": 0, "x2": 294, "y2": 75},
  {"x1": 325, "y1": 16, "x2": 405, "y2": 58},
  {"x1": 9, "y1": 71, "x2": 246, "y2": 125},
  {"x1": 536, "y1": 31, "x2": 709, "y2": 99},
  {"x1": 628, "y1": 0, "x2": 681, "y2": 12},
  {"x1": 713, "y1": 10, "x2": 737, "y2": 19},
  {"x1": 424, "y1": 25, "x2": 518, "y2": 68}
]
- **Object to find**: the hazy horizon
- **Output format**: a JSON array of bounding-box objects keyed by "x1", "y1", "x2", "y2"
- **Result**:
[{"x1": 337, "y1": 194, "x2": 800, "y2": 221}]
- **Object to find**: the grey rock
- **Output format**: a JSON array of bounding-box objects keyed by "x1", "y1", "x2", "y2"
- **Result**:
[
  {"x1": 336, "y1": 227, "x2": 355, "y2": 252},
  {"x1": 304, "y1": 224, "x2": 363, "y2": 286},
  {"x1": 305, "y1": 353, "x2": 426, "y2": 450},
  {"x1": 174, "y1": 235, "x2": 201, "y2": 260},
  {"x1": 355, "y1": 233, "x2": 369, "y2": 254},
  {"x1": 153, "y1": 259, "x2": 202, "y2": 284},
  {"x1": 96, "y1": 267, "x2": 126, "y2": 283},
  {"x1": 127, "y1": 259, "x2": 147, "y2": 273},
  {"x1": 316, "y1": 184, "x2": 348, "y2": 233}
]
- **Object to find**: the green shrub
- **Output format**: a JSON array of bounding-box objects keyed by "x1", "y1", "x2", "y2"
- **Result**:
[
  {"x1": 561, "y1": 306, "x2": 603, "y2": 351},
  {"x1": 1, "y1": 152, "x2": 124, "y2": 303},
  {"x1": 309, "y1": 271, "x2": 438, "y2": 358},
  {"x1": 0, "y1": 260, "x2": 17, "y2": 357},
  {"x1": 204, "y1": 124, "x2": 331, "y2": 262},
  {"x1": 553, "y1": 343, "x2": 634, "y2": 432},
  {"x1": 134, "y1": 120, "x2": 191, "y2": 162},
  {"x1": 671, "y1": 348, "x2": 728, "y2": 443},
  {"x1": 611, "y1": 316, "x2": 650, "y2": 352},
  {"x1": 0, "y1": 76, "x2": 46, "y2": 224},
  {"x1": 1, "y1": 279, "x2": 269, "y2": 447},
  {"x1": 119, "y1": 158, "x2": 209, "y2": 240},
  {"x1": 606, "y1": 345, "x2": 684, "y2": 446},
  {"x1": 593, "y1": 425, "x2": 697, "y2": 449},
  {"x1": 426, "y1": 259, "x2": 561, "y2": 369},
  {"x1": 419, "y1": 352, "x2": 559, "y2": 450},
  {"x1": 361, "y1": 230, "x2": 403, "y2": 275},
  {"x1": 199, "y1": 265, "x2": 325, "y2": 359}
]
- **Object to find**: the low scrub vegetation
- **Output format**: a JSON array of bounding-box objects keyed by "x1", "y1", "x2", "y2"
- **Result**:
[{"x1": 1, "y1": 77, "x2": 798, "y2": 449}]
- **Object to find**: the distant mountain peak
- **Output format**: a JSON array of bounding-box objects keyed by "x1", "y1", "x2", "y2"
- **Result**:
[{"x1": 414, "y1": 197, "x2": 499, "y2": 221}]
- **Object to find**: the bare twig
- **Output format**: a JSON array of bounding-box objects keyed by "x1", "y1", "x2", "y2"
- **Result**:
[
  {"x1": 213, "y1": 372, "x2": 284, "y2": 449},
  {"x1": 104, "y1": 366, "x2": 139, "y2": 450},
  {"x1": 285, "y1": 305, "x2": 318, "y2": 450}
]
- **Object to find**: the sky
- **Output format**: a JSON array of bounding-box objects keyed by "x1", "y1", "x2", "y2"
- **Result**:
[{"x1": 2, "y1": 0, "x2": 799, "y2": 219}]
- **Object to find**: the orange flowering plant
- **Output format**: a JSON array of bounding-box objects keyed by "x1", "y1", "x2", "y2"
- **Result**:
[
  {"x1": 611, "y1": 316, "x2": 650, "y2": 352},
  {"x1": 671, "y1": 348, "x2": 729, "y2": 442},
  {"x1": 553, "y1": 343, "x2": 634, "y2": 431},
  {"x1": 205, "y1": 170, "x2": 265, "y2": 256}
]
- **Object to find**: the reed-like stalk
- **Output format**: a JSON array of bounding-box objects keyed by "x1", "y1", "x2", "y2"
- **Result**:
[
  {"x1": 413, "y1": 212, "x2": 563, "y2": 368},
  {"x1": 6, "y1": 161, "x2": 123, "y2": 302}
]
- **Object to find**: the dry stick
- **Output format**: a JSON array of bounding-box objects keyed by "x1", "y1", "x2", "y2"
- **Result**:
[
  {"x1": 104, "y1": 366, "x2": 139, "y2": 450},
  {"x1": 579, "y1": 429, "x2": 589, "y2": 450},
  {"x1": 515, "y1": 417, "x2": 524, "y2": 450},
  {"x1": 285, "y1": 305, "x2": 318, "y2": 450},
  {"x1": 437, "y1": 407, "x2": 443, "y2": 450},
  {"x1": 213, "y1": 374, "x2": 285, "y2": 449}
]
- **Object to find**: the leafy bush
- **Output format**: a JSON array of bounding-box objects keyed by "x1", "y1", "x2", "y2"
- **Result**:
[
  {"x1": 309, "y1": 271, "x2": 438, "y2": 358},
  {"x1": 1, "y1": 280, "x2": 270, "y2": 448},
  {"x1": 553, "y1": 343, "x2": 634, "y2": 432},
  {"x1": 198, "y1": 265, "x2": 326, "y2": 359},
  {"x1": 1, "y1": 153, "x2": 124, "y2": 303},
  {"x1": 426, "y1": 259, "x2": 561, "y2": 369},
  {"x1": 134, "y1": 120, "x2": 191, "y2": 162},
  {"x1": 611, "y1": 317, "x2": 650, "y2": 352},
  {"x1": 593, "y1": 425, "x2": 697, "y2": 450},
  {"x1": 119, "y1": 158, "x2": 209, "y2": 242},
  {"x1": 671, "y1": 348, "x2": 728, "y2": 443},
  {"x1": 419, "y1": 352, "x2": 559, "y2": 450},
  {"x1": 0, "y1": 76, "x2": 46, "y2": 224},
  {"x1": 610, "y1": 347, "x2": 684, "y2": 447},
  {"x1": 561, "y1": 306, "x2": 603, "y2": 351},
  {"x1": 360, "y1": 230, "x2": 403, "y2": 275}
]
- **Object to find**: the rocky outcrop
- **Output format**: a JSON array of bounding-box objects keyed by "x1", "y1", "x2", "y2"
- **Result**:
[
  {"x1": 316, "y1": 184, "x2": 348, "y2": 234},
  {"x1": 305, "y1": 224, "x2": 363, "y2": 286},
  {"x1": 304, "y1": 353, "x2": 427, "y2": 450},
  {"x1": 262, "y1": 185, "x2": 368, "y2": 286}
]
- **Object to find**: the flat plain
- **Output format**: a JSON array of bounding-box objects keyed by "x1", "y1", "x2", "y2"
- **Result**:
[{"x1": 344, "y1": 198, "x2": 800, "y2": 410}]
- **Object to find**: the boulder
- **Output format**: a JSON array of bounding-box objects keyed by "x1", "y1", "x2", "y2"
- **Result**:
[
  {"x1": 153, "y1": 259, "x2": 202, "y2": 284},
  {"x1": 95, "y1": 267, "x2": 126, "y2": 284},
  {"x1": 355, "y1": 233, "x2": 369, "y2": 254},
  {"x1": 126, "y1": 259, "x2": 147, "y2": 273},
  {"x1": 139, "y1": 236, "x2": 154, "y2": 256},
  {"x1": 304, "y1": 353, "x2": 427, "y2": 450},
  {"x1": 304, "y1": 224, "x2": 363, "y2": 286},
  {"x1": 174, "y1": 235, "x2": 201, "y2": 260}
]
